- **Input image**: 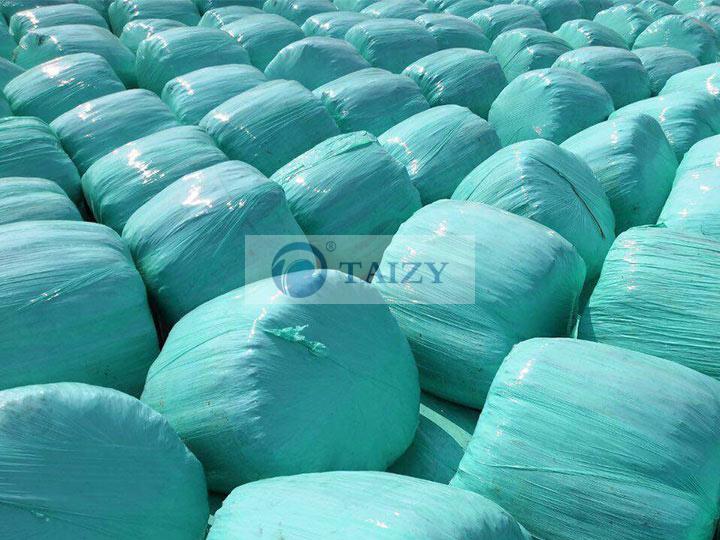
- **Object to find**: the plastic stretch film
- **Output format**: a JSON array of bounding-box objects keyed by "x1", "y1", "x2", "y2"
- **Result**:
[
  {"x1": 443, "y1": 0, "x2": 492, "y2": 16},
  {"x1": 593, "y1": 4, "x2": 652, "y2": 46},
  {"x1": 554, "y1": 19, "x2": 629, "y2": 49},
  {"x1": 414, "y1": 13, "x2": 491, "y2": 50},
  {"x1": 77, "y1": 0, "x2": 113, "y2": 20},
  {"x1": 490, "y1": 28, "x2": 572, "y2": 81},
  {"x1": 660, "y1": 62, "x2": 720, "y2": 97},
  {"x1": 0, "y1": 94, "x2": 10, "y2": 118},
  {"x1": 0, "y1": 0, "x2": 73, "y2": 19},
  {"x1": 676, "y1": 0, "x2": 720, "y2": 12},
  {"x1": 198, "y1": 6, "x2": 264, "y2": 27},
  {"x1": 577, "y1": 0, "x2": 612, "y2": 18},
  {"x1": 119, "y1": 18, "x2": 186, "y2": 55},
  {"x1": 512, "y1": 0, "x2": 583, "y2": 31},
  {"x1": 0, "y1": 382, "x2": 209, "y2": 540},
  {"x1": 222, "y1": 14, "x2": 304, "y2": 70},
  {"x1": 262, "y1": 0, "x2": 336, "y2": 25},
  {"x1": 633, "y1": 14, "x2": 718, "y2": 64},
  {"x1": 452, "y1": 337, "x2": 720, "y2": 540},
  {"x1": 194, "y1": 0, "x2": 264, "y2": 11},
  {"x1": 9, "y1": 4, "x2": 108, "y2": 40},
  {"x1": 687, "y1": 6, "x2": 720, "y2": 35},
  {"x1": 0, "y1": 19, "x2": 14, "y2": 59},
  {"x1": 674, "y1": 132, "x2": 720, "y2": 177},
  {"x1": 361, "y1": 0, "x2": 430, "y2": 19},
  {"x1": 633, "y1": 46, "x2": 700, "y2": 94},
  {"x1": 0, "y1": 57, "x2": 23, "y2": 88},
  {"x1": 469, "y1": 5, "x2": 547, "y2": 41},
  {"x1": 373, "y1": 200, "x2": 586, "y2": 408},
  {"x1": 108, "y1": 0, "x2": 200, "y2": 35},
  {"x1": 332, "y1": 0, "x2": 376, "y2": 10},
  {"x1": 659, "y1": 169, "x2": 720, "y2": 239},
  {"x1": 141, "y1": 270, "x2": 420, "y2": 492},
  {"x1": 636, "y1": 0, "x2": 680, "y2": 20},
  {"x1": 301, "y1": 11, "x2": 370, "y2": 37},
  {"x1": 0, "y1": 177, "x2": 81, "y2": 225}
]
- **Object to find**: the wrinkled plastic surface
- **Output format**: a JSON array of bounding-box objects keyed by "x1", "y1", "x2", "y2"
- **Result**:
[
  {"x1": 108, "y1": 0, "x2": 200, "y2": 35},
  {"x1": 374, "y1": 200, "x2": 585, "y2": 407},
  {"x1": 379, "y1": 105, "x2": 501, "y2": 204},
  {"x1": 361, "y1": 0, "x2": 430, "y2": 18},
  {"x1": 202, "y1": 80, "x2": 340, "y2": 176},
  {"x1": 490, "y1": 28, "x2": 572, "y2": 81},
  {"x1": 0, "y1": 382, "x2": 209, "y2": 540},
  {"x1": 9, "y1": 4, "x2": 108, "y2": 40},
  {"x1": 0, "y1": 57, "x2": 23, "y2": 89},
  {"x1": 674, "y1": 132, "x2": 720, "y2": 176},
  {"x1": 119, "y1": 18, "x2": 186, "y2": 54},
  {"x1": 452, "y1": 337, "x2": 720, "y2": 540},
  {"x1": 633, "y1": 14, "x2": 718, "y2": 64},
  {"x1": 0, "y1": 221, "x2": 158, "y2": 394},
  {"x1": 593, "y1": 4, "x2": 652, "y2": 46},
  {"x1": 0, "y1": 0, "x2": 72, "y2": 19},
  {"x1": 554, "y1": 19, "x2": 628, "y2": 49},
  {"x1": 660, "y1": 62, "x2": 720, "y2": 96},
  {"x1": 688, "y1": 6, "x2": 720, "y2": 35},
  {"x1": 659, "y1": 170, "x2": 720, "y2": 239},
  {"x1": 194, "y1": 0, "x2": 264, "y2": 11},
  {"x1": 415, "y1": 13, "x2": 491, "y2": 50},
  {"x1": 77, "y1": 0, "x2": 113, "y2": 19},
  {"x1": 469, "y1": 5, "x2": 547, "y2": 41},
  {"x1": 513, "y1": 0, "x2": 583, "y2": 31},
  {"x1": 0, "y1": 177, "x2": 81, "y2": 225},
  {"x1": 633, "y1": 46, "x2": 701, "y2": 93},
  {"x1": 578, "y1": 0, "x2": 612, "y2": 17},
  {"x1": 0, "y1": 18, "x2": 12, "y2": 60},
  {"x1": 301, "y1": 11, "x2": 369, "y2": 37},
  {"x1": 262, "y1": 0, "x2": 336, "y2": 24},
  {"x1": 141, "y1": 271, "x2": 420, "y2": 491},
  {"x1": 676, "y1": 0, "x2": 720, "y2": 12},
  {"x1": 332, "y1": 0, "x2": 376, "y2": 10},
  {"x1": 443, "y1": 0, "x2": 491, "y2": 16},
  {"x1": 198, "y1": 6, "x2": 264, "y2": 27},
  {"x1": 637, "y1": 0, "x2": 680, "y2": 19},
  {"x1": 222, "y1": 14, "x2": 303, "y2": 70}
]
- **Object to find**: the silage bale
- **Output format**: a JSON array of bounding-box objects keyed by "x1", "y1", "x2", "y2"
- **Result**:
[
  {"x1": 222, "y1": 14, "x2": 304, "y2": 70},
  {"x1": 469, "y1": 5, "x2": 547, "y2": 41},
  {"x1": 301, "y1": 11, "x2": 369, "y2": 36},
  {"x1": 403, "y1": 48, "x2": 506, "y2": 118},
  {"x1": 488, "y1": 68, "x2": 614, "y2": 145},
  {"x1": 0, "y1": 0, "x2": 72, "y2": 19},
  {"x1": 636, "y1": 0, "x2": 680, "y2": 19},
  {"x1": 561, "y1": 115, "x2": 677, "y2": 232},
  {"x1": 198, "y1": 5, "x2": 264, "y2": 27},
  {"x1": 193, "y1": 0, "x2": 264, "y2": 11},
  {"x1": 0, "y1": 382, "x2": 209, "y2": 539},
  {"x1": 578, "y1": 0, "x2": 612, "y2": 17},
  {"x1": 443, "y1": 0, "x2": 491, "y2": 16},
  {"x1": 0, "y1": 18, "x2": 12, "y2": 60},
  {"x1": 201, "y1": 80, "x2": 340, "y2": 175},
  {"x1": 0, "y1": 177, "x2": 81, "y2": 225},
  {"x1": 107, "y1": 0, "x2": 200, "y2": 35},
  {"x1": 136, "y1": 27, "x2": 250, "y2": 95},
  {"x1": 361, "y1": 0, "x2": 430, "y2": 19},
  {"x1": 332, "y1": 0, "x2": 375, "y2": 11},
  {"x1": 674, "y1": 132, "x2": 720, "y2": 176},
  {"x1": 161, "y1": 64, "x2": 267, "y2": 124},
  {"x1": 344, "y1": 18, "x2": 438, "y2": 73},
  {"x1": 660, "y1": 62, "x2": 720, "y2": 96},
  {"x1": 141, "y1": 270, "x2": 421, "y2": 491},
  {"x1": 633, "y1": 46, "x2": 700, "y2": 93},
  {"x1": 414, "y1": 13, "x2": 491, "y2": 50},
  {"x1": 675, "y1": 0, "x2": 720, "y2": 11},
  {"x1": 4, "y1": 53, "x2": 125, "y2": 122},
  {"x1": 0, "y1": 57, "x2": 23, "y2": 88},
  {"x1": 77, "y1": 0, "x2": 113, "y2": 19},
  {"x1": 659, "y1": 169, "x2": 720, "y2": 239},
  {"x1": 9, "y1": 4, "x2": 108, "y2": 40},
  {"x1": 0, "y1": 94, "x2": 9, "y2": 117},
  {"x1": 633, "y1": 14, "x2": 717, "y2": 64},
  {"x1": 490, "y1": 28, "x2": 572, "y2": 81},
  {"x1": 0, "y1": 221, "x2": 158, "y2": 393},
  {"x1": 554, "y1": 19, "x2": 629, "y2": 48},
  {"x1": 379, "y1": 105, "x2": 501, "y2": 204},
  {"x1": 688, "y1": 6, "x2": 720, "y2": 35},
  {"x1": 262, "y1": 0, "x2": 336, "y2": 24},
  {"x1": 119, "y1": 19, "x2": 186, "y2": 54},
  {"x1": 207, "y1": 471, "x2": 530, "y2": 539},
  {"x1": 452, "y1": 337, "x2": 720, "y2": 540},
  {"x1": 593, "y1": 4, "x2": 652, "y2": 46},
  {"x1": 82, "y1": 125, "x2": 228, "y2": 233},
  {"x1": 512, "y1": 0, "x2": 584, "y2": 31}
]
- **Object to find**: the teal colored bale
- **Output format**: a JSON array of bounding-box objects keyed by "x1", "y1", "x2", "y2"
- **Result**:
[
  {"x1": 0, "y1": 18, "x2": 14, "y2": 59},
  {"x1": 414, "y1": 13, "x2": 491, "y2": 50},
  {"x1": 443, "y1": 0, "x2": 491, "y2": 16},
  {"x1": 674, "y1": 132, "x2": 720, "y2": 176},
  {"x1": 0, "y1": 221, "x2": 158, "y2": 394},
  {"x1": 222, "y1": 14, "x2": 304, "y2": 70},
  {"x1": 0, "y1": 177, "x2": 81, "y2": 225},
  {"x1": 361, "y1": 0, "x2": 430, "y2": 18},
  {"x1": 469, "y1": 5, "x2": 547, "y2": 41},
  {"x1": 636, "y1": 0, "x2": 680, "y2": 19},
  {"x1": 675, "y1": 0, "x2": 720, "y2": 12},
  {"x1": 633, "y1": 46, "x2": 700, "y2": 93},
  {"x1": 9, "y1": 4, "x2": 107, "y2": 40},
  {"x1": 301, "y1": 11, "x2": 370, "y2": 36},
  {"x1": 593, "y1": 4, "x2": 652, "y2": 46},
  {"x1": 659, "y1": 168, "x2": 720, "y2": 239},
  {"x1": 490, "y1": 28, "x2": 572, "y2": 81},
  {"x1": 452, "y1": 337, "x2": 720, "y2": 540},
  {"x1": 108, "y1": 0, "x2": 200, "y2": 34},
  {"x1": 262, "y1": 0, "x2": 336, "y2": 24},
  {"x1": 193, "y1": 0, "x2": 264, "y2": 12},
  {"x1": 141, "y1": 270, "x2": 421, "y2": 491},
  {"x1": 77, "y1": 0, "x2": 113, "y2": 19},
  {"x1": 687, "y1": 6, "x2": 720, "y2": 35},
  {"x1": 198, "y1": 6, "x2": 264, "y2": 27},
  {"x1": 0, "y1": 57, "x2": 22, "y2": 88},
  {"x1": 513, "y1": 0, "x2": 584, "y2": 31},
  {"x1": 577, "y1": 0, "x2": 612, "y2": 17},
  {"x1": 0, "y1": 0, "x2": 74, "y2": 19},
  {"x1": 0, "y1": 383, "x2": 209, "y2": 540},
  {"x1": 119, "y1": 18, "x2": 186, "y2": 54},
  {"x1": 633, "y1": 14, "x2": 717, "y2": 64},
  {"x1": 660, "y1": 62, "x2": 720, "y2": 96},
  {"x1": 0, "y1": 93, "x2": 9, "y2": 117},
  {"x1": 554, "y1": 19, "x2": 629, "y2": 49},
  {"x1": 332, "y1": 0, "x2": 375, "y2": 10}
]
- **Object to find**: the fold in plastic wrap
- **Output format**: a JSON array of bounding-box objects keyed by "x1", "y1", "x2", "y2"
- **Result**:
[
  {"x1": 301, "y1": 11, "x2": 369, "y2": 37},
  {"x1": 361, "y1": 0, "x2": 430, "y2": 19},
  {"x1": 513, "y1": 0, "x2": 583, "y2": 31},
  {"x1": 490, "y1": 28, "x2": 572, "y2": 81},
  {"x1": 554, "y1": 19, "x2": 629, "y2": 49},
  {"x1": 633, "y1": 14, "x2": 718, "y2": 64},
  {"x1": 262, "y1": 0, "x2": 336, "y2": 24},
  {"x1": 660, "y1": 62, "x2": 720, "y2": 97},
  {"x1": 0, "y1": 177, "x2": 81, "y2": 225},
  {"x1": 222, "y1": 14, "x2": 304, "y2": 70},
  {"x1": 108, "y1": 0, "x2": 200, "y2": 35},
  {"x1": 119, "y1": 18, "x2": 186, "y2": 54},
  {"x1": 633, "y1": 46, "x2": 700, "y2": 94},
  {"x1": 593, "y1": 4, "x2": 652, "y2": 46},
  {"x1": 198, "y1": 6, "x2": 263, "y2": 27},
  {"x1": 414, "y1": 13, "x2": 491, "y2": 50},
  {"x1": 9, "y1": 4, "x2": 108, "y2": 40},
  {"x1": 469, "y1": 5, "x2": 547, "y2": 41}
]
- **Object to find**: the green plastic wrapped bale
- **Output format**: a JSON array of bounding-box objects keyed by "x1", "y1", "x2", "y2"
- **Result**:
[
  {"x1": 82, "y1": 125, "x2": 228, "y2": 233},
  {"x1": 660, "y1": 62, "x2": 720, "y2": 97},
  {"x1": 579, "y1": 226, "x2": 720, "y2": 378},
  {"x1": 443, "y1": 0, "x2": 492, "y2": 16},
  {"x1": 332, "y1": 0, "x2": 375, "y2": 10},
  {"x1": 270, "y1": 131, "x2": 421, "y2": 269},
  {"x1": 222, "y1": 14, "x2": 304, "y2": 70},
  {"x1": 0, "y1": 177, "x2": 81, "y2": 225},
  {"x1": 202, "y1": 80, "x2": 340, "y2": 176},
  {"x1": 512, "y1": 0, "x2": 584, "y2": 31},
  {"x1": 162, "y1": 64, "x2": 266, "y2": 124},
  {"x1": 262, "y1": 0, "x2": 336, "y2": 24},
  {"x1": 51, "y1": 89, "x2": 179, "y2": 174},
  {"x1": 119, "y1": 18, "x2": 187, "y2": 54},
  {"x1": 0, "y1": 383, "x2": 209, "y2": 540},
  {"x1": 136, "y1": 27, "x2": 250, "y2": 95},
  {"x1": 659, "y1": 169, "x2": 720, "y2": 239},
  {"x1": 0, "y1": 117, "x2": 81, "y2": 203},
  {"x1": 208, "y1": 471, "x2": 530, "y2": 539},
  {"x1": 415, "y1": 13, "x2": 491, "y2": 50},
  {"x1": 633, "y1": 46, "x2": 700, "y2": 93},
  {"x1": 674, "y1": 132, "x2": 720, "y2": 176},
  {"x1": 633, "y1": 14, "x2": 717, "y2": 64},
  {"x1": 578, "y1": 0, "x2": 612, "y2": 17},
  {"x1": 403, "y1": 49, "x2": 505, "y2": 118},
  {"x1": 593, "y1": 4, "x2": 652, "y2": 46},
  {"x1": 636, "y1": 0, "x2": 680, "y2": 19},
  {"x1": 124, "y1": 161, "x2": 305, "y2": 324},
  {"x1": 389, "y1": 393, "x2": 480, "y2": 484},
  {"x1": 675, "y1": 0, "x2": 720, "y2": 12},
  {"x1": 554, "y1": 19, "x2": 628, "y2": 49},
  {"x1": 199, "y1": 6, "x2": 264, "y2": 27},
  {"x1": 374, "y1": 200, "x2": 586, "y2": 407},
  {"x1": 264, "y1": 37, "x2": 371, "y2": 90},
  {"x1": 488, "y1": 68, "x2": 614, "y2": 146},
  {"x1": 469, "y1": 5, "x2": 547, "y2": 41},
  {"x1": 0, "y1": 221, "x2": 158, "y2": 393},
  {"x1": 344, "y1": 19, "x2": 438, "y2": 73},
  {"x1": 611, "y1": 91, "x2": 720, "y2": 159},
  {"x1": 9, "y1": 4, "x2": 108, "y2": 40},
  {"x1": 688, "y1": 6, "x2": 720, "y2": 35},
  {"x1": 141, "y1": 270, "x2": 420, "y2": 491},
  {"x1": 0, "y1": 19, "x2": 14, "y2": 59},
  {"x1": 301, "y1": 11, "x2": 370, "y2": 37},
  {"x1": 0, "y1": 57, "x2": 23, "y2": 88},
  {"x1": 14, "y1": 24, "x2": 136, "y2": 86},
  {"x1": 4, "y1": 53, "x2": 125, "y2": 123},
  {"x1": 361, "y1": 0, "x2": 430, "y2": 18},
  {"x1": 452, "y1": 337, "x2": 720, "y2": 540},
  {"x1": 0, "y1": 94, "x2": 9, "y2": 117},
  {"x1": 490, "y1": 28, "x2": 572, "y2": 81},
  {"x1": 0, "y1": 0, "x2": 73, "y2": 19},
  {"x1": 379, "y1": 105, "x2": 501, "y2": 204},
  {"x1": 561, "y1": 115, "x2": 677, "y2": 232},
  {"x1": 108, "y1": 0, "x2": 200, "y2": 35},
  {"x1": 193, "y1": 0, "x2": 264, "y2": 12},
  {"x1": 313, "y1": 67, "x2": 429, "y2": 135},
  {"x1": 77, "y1": 0, "x2": 113, "y2": 20}
]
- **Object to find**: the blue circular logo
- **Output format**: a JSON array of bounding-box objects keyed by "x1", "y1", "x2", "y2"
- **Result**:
[{"x1": 271, "y1": 242, "x2": 327, "y2": 298}]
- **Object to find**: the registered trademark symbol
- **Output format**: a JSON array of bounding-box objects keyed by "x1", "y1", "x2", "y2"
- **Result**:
[{"x1": 326, "y1": 240, "x2": 336, "y2": 252}]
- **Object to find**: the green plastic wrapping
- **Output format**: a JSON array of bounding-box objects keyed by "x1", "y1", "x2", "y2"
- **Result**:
[
  {"x1": 490, "y1": 28, "x2": 572, "y2": 81},
  {"x1": 198, "y1": 6, "x2": 263, "y2": 27},
  {"x1": 0, "y1": 116, "x2": 81, "y2": 203},
  {"x1": 108, "y1": 0, "x2": 200, "y2": 35},
  {"x1": 0, "y1": 382, "x2": 209, "y2": 540},
  {"x1": 633, "y1": 14, "x2": 718, "y2": 64},
  {"x1": 0, "y1": 0, "x2": 73, "y2": 19},
  {"x1": 194, "y1": 0, "x2": 264, "y2": 10},
  {"x1": 554, "y1": 19, "x2": 628, "y2": 48},
  {"x1": 313, "y1": 67, "x2": 429, "y2": 135},
  {"x1": 452, "y1": 337, "x2": 720, "y2": 540},
  {"x1": 488, "y1": 67, "x2": 614, "y2": 146},
  {"x1": 414, "y1": 13, "x2": 491, "y2": 50},
  {"x1": 676, "y1": 0, "x2": 720, "y2": 11},
  {"x1": 660, "y1": 62, "x2": 720, "y2": 96},
  {"x1": 301, "y1": 11, "x2": 369, "y2": 37},
  {"x1": 4, "y1": 53, "x2": 125, "y2": 123},
  {"x1": 207, "y1": 471, "x2": 531, "y2": 539},
  {"x1": 135, "y1": 27, "x2": 250, "y2": 95},
  {"x1": 593, "y1": 4, "x2": 652, "y2": 46},
  {"x1": 51, "y1": 88, "x2": 179, "y2": 174},
  {"x1": 119, "y1": 18, "x2": 186, "y2": 54},
  {"x1": 561, "y1": 114, "x2": 677, "y2": 232},
  {"x1": 636, "y1": 0, "x2": 680, "y2": 19},
  {"x1": 77, "y1": 0, "x2": 113, "y2": 19},
  {"x1": 0, "y1": 56, "x2": 22, "y2": 88},
  {"x1": 162, "y1": 64, "x2": 266, "y2": 124},
  {"x1": 0, "y1": 19, "x2": 14, "y2": 59},
  {"x1": 262, "y1": 0, "x2": 336, "y2": 24},
  {"x1": 403, "y1": 49, "x2": 505, "y2": 118},
  {"x1": 344, "y1": 19, "x2": 438, "y2": 73},
  {"x1": 9, "y1": 4, "x2": 107, "y2": 40},
  {"x1": 264, "y1": 36, "x2": 371, "y2": 90},
  {"x1": 0, "y1": 221, "x2": 158, "y2": 393},
  {"x1": 688, "y1": 6, "x2": 720, "y2": 35},
  {"x1": 659, "y1": 170, "x2": 720, "y2": 239},
  {"x1": 443, "y1": 0, "x2": 492, "y2": 16},
  {"x1": 633, "y1": 46, "x2": 700, "y2": 93},
  {"x1": 222, "y1": 14, "x2": 304, "y2": 70},
  {"x1": 469, "y1": 5, "x2": 547, "y2": 41},
  {"x1": 361, "y1": 0, "x2": 430, "y2": 18},
  {"x1": 513, "y1": 0, "x2": 584, "y2": 31},
  {"x1": 141, "y1": 270, "x2": 420, "y2": 491},
  {"x1": 578, "y1": 0, "x2": 612, "y2": 17},
  {"x1": 0, "y1": 93, "x2": 9, "y2": 117},
  {"x1": 379, "y1": 105, "x2": 501, "y2": 204},
  {"x1": 0, "y1": 177, "x2": 81, "y2": 225},
  {"x1": 202, "y1": 80, "x2": 340, "y2": 176},
  {"x1": 123, "y1": 161, "x2": 305, "y2": 324},
  {"x1": 674, "y1": 132, "x2": 720, "y2": 176},
  {"x1": 82, "y1": 125, "x2": 228, "y2": 233}
]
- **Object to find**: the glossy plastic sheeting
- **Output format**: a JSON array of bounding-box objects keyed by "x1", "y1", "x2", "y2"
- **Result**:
[
  {"x1": 0, "y1": 177, "x2": 81, "y2": 225},
  {"x1": 443, "y1": 0, "x2": 491, "y2": 16},
  {"x1": 362, "y1": 0, "x2": 429, "y2": 18},
  {"x1": 633, "y1": 14, "x2": 718, "y2": 64},
  {"x1": 198, "y1": 6, "x2": 264, "y2": 27},
  {"x1": 379, "y1": 105, "x2": 501, "y2": 204},
  {"x1": 82, "y1": 125, "x2": 228, "y2": 233},
  {"x1": 414, "y1": 13, "x2": 491, "y2": 50},
  {"x1": 593, "y1": 4, "x2": 652, "y2": 46},
  {"x1": 301, "y1": 11, "x2": 370, "y2": 37},
  {"x1": 119, "y1": 18, "x2": 186, "y2": 54},
  {"x1": 194, "y1": 0, "x2": 264, "y2": 11},
  {"x1": 633, "y1": 46, "x2": 700, "y2": 94},
  {"x1": 512, "y1": 0, "x2": 583, "y2": 31},
  {"x1": 554, "y1": 19, "x2": 629, "y2": 49},
  {"x1": 77, "y1": 0, "x2": 113, "y2": 19},
  {"x1": 4, "y1": 53, "x2": 125, "y2": 123},
  {"x1": 660, "y1": 62, "x2": 720, "y2": 97},
  {"x1": 202, "y1": 80, "x2": 339, "y2": 176},
  {"x1": 469, "y1": 5, "x2": 547, "y2": 41},
  {"x1": 373, "y1": 200, "x2": 586, "y2": 408},
  {"x1": 577, "y1": 0, "x2": 612, "y2": 17},
  {"x1": 0, "y1": 0, "x2": 72, "y2": 19},
  {"x1": 688, "y1": 6, "x2": 720, "y2": 35},
  {"x1": 0, "y1": 383, "x2": 209, "y2": 540},
  {"x1": 108, "y1": 0, "x2": 200, "y2": 35},
  {"x1": 0, "y1": 18, "x2": 12, "y2": 59},
  {"x1": 263, "y1": 0, "x2": 336, "y2": 24},
  {"x1": 637, "y1": 0, "x2": 680, "y2": 19},
  {"x1": 490, "y1": 28, "x2": 572, "y2": 81},
  {"x1": 0, "y1": 221, "x2": 158, "y2": 394},
  {"x1": 659, "y1": 170, "x2": 720, "y2": 239},
  {"x1": 9, "y1": 4, "x2": 108, "y2": 40},
  {"x1": 0, "y1": 57, "x2": 23, "y2": 89},
  {"x1": 208, "y1": 471, "x2": 530, "y2": 539},
  {"x1": 676, "y1": 0, "x2": 720, "y2": 11},
  {"x1": 579, "y1": 226, "x2": 720, "y2": 378},
  {"x1": 222, "y1": 14, "x2": 304, "y2": 70},
  {"x1": 141, "y1": 271, "x2": 420, "y2": 492},
  {"x1": 452, "y1": 337, "x2": 720, "y2": 540}
]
